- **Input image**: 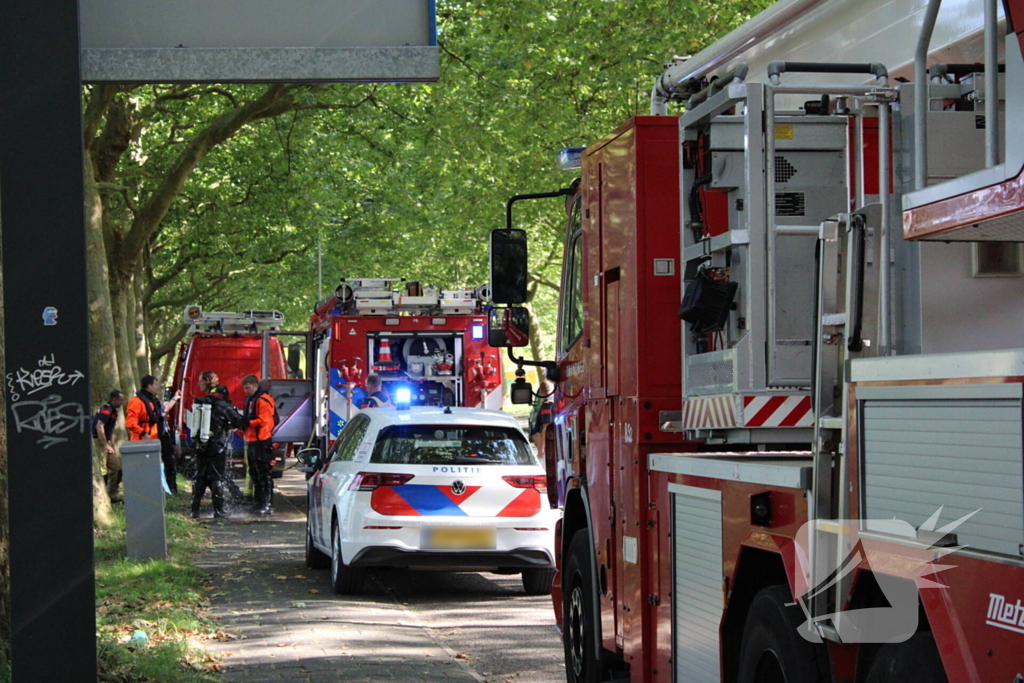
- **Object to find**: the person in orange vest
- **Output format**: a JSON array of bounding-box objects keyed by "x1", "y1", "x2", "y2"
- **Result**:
[
  {"x1": 125, "y1": 374, "x2": 181, "y2": 493},
  {"x1": 241, "y1": 374, "x2": 276, "y2": 516}
]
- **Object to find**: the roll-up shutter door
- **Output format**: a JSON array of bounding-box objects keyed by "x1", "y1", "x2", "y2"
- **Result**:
[
  {"x1": 862, "y1": 398, "x2": 1023, "y2": 557},
  {"x1": 671, "y1": 484, "x2": 723, "y2": 683}
]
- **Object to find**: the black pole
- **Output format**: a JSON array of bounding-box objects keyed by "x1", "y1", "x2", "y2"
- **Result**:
[{"x1": 0, "y1": 0, "x2": 97, "y2": 680}]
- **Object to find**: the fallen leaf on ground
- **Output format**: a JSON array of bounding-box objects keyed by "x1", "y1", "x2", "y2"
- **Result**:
[
  {"x1": 308, "y1": 589, "x2": 320, "y2": 595},
  {"x1": 292, "y1": 601, "x2": 307, "y2": 608},
  {"x1": 274, "y1": 575, "x2": 289, "y2": 580}
]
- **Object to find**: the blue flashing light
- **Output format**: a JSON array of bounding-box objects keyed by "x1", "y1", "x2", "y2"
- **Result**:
[
  {"x1": 557, "y1": 147, "x2": 585, "y2": 171},
  {"x1": 471, "y1": 324, "x2": 485, "y2": 340},
  {"x1": 395, "y1": 387, "x2": 412, "y2": 409}
]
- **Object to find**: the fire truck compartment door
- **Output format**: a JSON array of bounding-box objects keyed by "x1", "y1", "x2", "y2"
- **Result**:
[
  {"x1": 669, "y1": 483, "x2": 723, "y2": 683},
  {"x1": 859, "y1": 383, "x2": 1023, "y2": 558},
  {"x1": 269, "y1": 379, "x2": 313, "y2": 442}
]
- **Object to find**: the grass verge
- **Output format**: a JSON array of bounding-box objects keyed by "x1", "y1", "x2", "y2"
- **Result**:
[{"x1": 96, "y1": 476, "x2": 223, "y2": 682}]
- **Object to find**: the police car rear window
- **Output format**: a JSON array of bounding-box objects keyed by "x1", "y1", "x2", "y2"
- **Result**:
[{"x1": 371, "y1": 425, "x2": 536, "y2": 466}]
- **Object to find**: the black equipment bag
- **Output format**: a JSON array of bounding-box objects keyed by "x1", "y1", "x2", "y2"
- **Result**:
[{"x1": 679, "y1": 274, "x2": 738, "y2": 334}]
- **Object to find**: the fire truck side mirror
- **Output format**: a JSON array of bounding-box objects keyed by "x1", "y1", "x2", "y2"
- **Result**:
[
  {"x1": 490, "y1": 229, "x2": 528, "y2": 304},
  {"x1": 487, "y1": 306, "x2": 531, "y2": 348}
]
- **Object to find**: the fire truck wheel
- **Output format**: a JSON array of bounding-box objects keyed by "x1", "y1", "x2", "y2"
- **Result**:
[
  {"x1": 864, "y1": 633, "x2": 947, "y2": 683},
  {"x1": 563, "y1": 529, "x2": 606, "y2": 683},
  {"x1": 305, "y1": 516, "x2": 330, "y2": 570},
  {"x1": 330, "y1": 519, "x2": 365, "y2": 594},
  {"x1": 521, "y1": 567, "x2": 555, "y2": 595},
  {"x1": 737, "y1": 585, "x2": 830, "y2": 683}
]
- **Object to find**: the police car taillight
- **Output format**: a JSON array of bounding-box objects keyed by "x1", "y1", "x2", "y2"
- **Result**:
[
  {"x1": 502, "y1": 475, "x2": 547, "y2": 492},
  {"x1": 350, "y1": 472, "x2": 414, "y2": 491}
]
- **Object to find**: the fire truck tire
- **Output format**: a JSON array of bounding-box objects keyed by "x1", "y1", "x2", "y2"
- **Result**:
[
  {"x1": 330, "y1": 519, "x2": 365, "y2": 595},
  {"x1": 737, "y1": 585, "x2": 830, "y2": 683},
  {"x1": 563, "y1": 529, "x2": 606, "y2": 683},
  {"x1": 305, "y1": 517, "x2": 330, "y2": 570},
  {"x1": 864, "y1": 633, "x2": 947, "y2": 683},
  {"x1": 521, "y1": 567, "x2": 555, "y2": 595}
]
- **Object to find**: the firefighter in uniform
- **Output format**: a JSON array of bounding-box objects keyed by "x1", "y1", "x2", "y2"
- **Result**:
[
  {"x1": 125, "y1": 374, "x2": 181, "y2": 493},
  {"x1": 191, "y1": 372, "x2": 241, "y2": 519},
  {"x1": 362, "y1": 373, "x2": 392, "y2": 408},
  {"x1": 93, "y1": 390, "x2": 125, "y2": 499},
  {"x1": 241, "y1": 374, "x2": 276, "y2": 516}
]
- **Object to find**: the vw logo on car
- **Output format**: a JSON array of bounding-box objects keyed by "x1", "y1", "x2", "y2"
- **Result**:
[{"x1": 451, "y1": 480, "x2": 466, "y2": 495}]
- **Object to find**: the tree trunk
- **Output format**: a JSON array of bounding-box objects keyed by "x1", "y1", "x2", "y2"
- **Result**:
[
  {"x1": 84, "y1": 160, "x2": 120, "y2": 407},
  {"x1": 85, "y1": 158, "x2": 119, "y2": 527},
  {"x1": 526, "y1": 278, "x2": 546, "y2": 363},
  {"x1": 134, "y1": 260, "x2": 150, "y2": 381},
  {"x1": 92, "y1": 446, "x2": 114, "y2": 528},
  {"x1": 111, "y1": 279, "x2": 138, "y2": 393},
  {"x1": 159, "y1": 349, "x2": 176, "y2": 385}
]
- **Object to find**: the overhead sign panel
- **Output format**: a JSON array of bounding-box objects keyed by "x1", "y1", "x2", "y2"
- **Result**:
[{"x1": 80, "y1": 0, "x2": 438, "y2": 83}]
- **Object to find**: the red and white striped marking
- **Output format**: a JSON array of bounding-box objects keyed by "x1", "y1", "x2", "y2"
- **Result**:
[
  {"x1": 682, "y1": 395, "x2": 738, "y2": 430},
  {"x1": 743, "y1": 395, "x2": 812, "y2": 427}
]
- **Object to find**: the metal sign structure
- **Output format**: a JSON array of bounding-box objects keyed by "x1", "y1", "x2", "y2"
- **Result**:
[
  {"x1": 0, "y1": 0, "x2": 437, "y2": 679},
  {"x1": 80, "y1": 0, "x2": 439, "y2": 83}
]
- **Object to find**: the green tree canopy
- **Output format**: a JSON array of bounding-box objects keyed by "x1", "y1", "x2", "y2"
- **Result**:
[{"x1": 85, "y1": 0, "x2": 773, "y2": 392}]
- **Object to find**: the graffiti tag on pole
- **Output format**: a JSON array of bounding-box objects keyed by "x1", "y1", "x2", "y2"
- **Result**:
[{"x1": 6, "y1": 354, "x2": 87, "y2": 448}]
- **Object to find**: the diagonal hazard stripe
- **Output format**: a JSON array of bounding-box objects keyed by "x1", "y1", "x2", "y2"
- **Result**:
[
  {"x1": 779, "y1": 397, "x2": 812, "y2": 427},
  {"x1": 746, "y1": 396, "x2": 787, "y2": 426}
]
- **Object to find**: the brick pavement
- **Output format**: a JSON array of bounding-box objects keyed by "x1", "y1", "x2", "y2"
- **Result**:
[{"x1": 195, "y1": 469, "x2": 483, "y2": 682}]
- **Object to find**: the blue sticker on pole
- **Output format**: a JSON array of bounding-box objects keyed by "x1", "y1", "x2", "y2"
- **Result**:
[{"x1": 42, "y1": 307, "x2": 58, "y2": 326}]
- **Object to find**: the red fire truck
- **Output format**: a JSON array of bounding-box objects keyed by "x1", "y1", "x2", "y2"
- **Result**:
[
  {"x1": 269, "y1": 278, "x2": 503, "y2": 454},
  {"x1": 489, "y1": 1, "x2": 1024, "y2": 681},
  {"x1": 170, "y1": 306, "x2": 292, "y2": 474}
]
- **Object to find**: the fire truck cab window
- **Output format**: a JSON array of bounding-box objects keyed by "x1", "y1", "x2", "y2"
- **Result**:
[{"x1": 560, "y1": 202, "x2": 584, "y2": 353}]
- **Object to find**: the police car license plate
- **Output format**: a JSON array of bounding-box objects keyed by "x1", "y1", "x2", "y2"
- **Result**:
[{"x1": 424, "y1": 526, "x2": 495, "y2": 549}]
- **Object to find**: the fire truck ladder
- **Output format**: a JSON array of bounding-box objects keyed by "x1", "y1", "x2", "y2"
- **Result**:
[
  {"x1": 333, "y1": 278, "x2": 489, "y2": 316},
  {"x1": 183, "y1": 306, "x2": 284, "y2": 334}
]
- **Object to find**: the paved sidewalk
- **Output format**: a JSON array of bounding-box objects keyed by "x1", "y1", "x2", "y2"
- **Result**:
[{"x1": 195, "y1": 469, "x2": 483, "y2": 682}]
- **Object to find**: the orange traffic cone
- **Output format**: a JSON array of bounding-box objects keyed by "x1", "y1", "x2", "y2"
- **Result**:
[
  {"x1": 379, "y1": 339, "x2": 394, "y2": 364},
  {"x1": 373, "y1": 339, "x2": 400, "y2": 372}
]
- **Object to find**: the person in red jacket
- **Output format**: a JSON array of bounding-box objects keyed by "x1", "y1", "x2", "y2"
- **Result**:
[
  {"x1": 125, "y1": 374, "x2": 181, "y2": 493},
  {"x1": 241, "y1": 374, "x2": 276, "y2": 516}
]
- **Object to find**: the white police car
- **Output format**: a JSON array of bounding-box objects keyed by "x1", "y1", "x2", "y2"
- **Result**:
[{"x1": 302, "y1": 405, "x2": 559, "y2": 595}]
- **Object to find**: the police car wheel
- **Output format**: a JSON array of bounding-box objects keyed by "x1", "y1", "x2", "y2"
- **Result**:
[
  {"x1": 330, "y1": 519, "x2": 365, "y2": 595},
  {"x1": 305, "y1": 517, "x2": 330, "y2": 570},
  {"x1": 521, "y1": 567, "x2": 555, "y2": 596}
]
